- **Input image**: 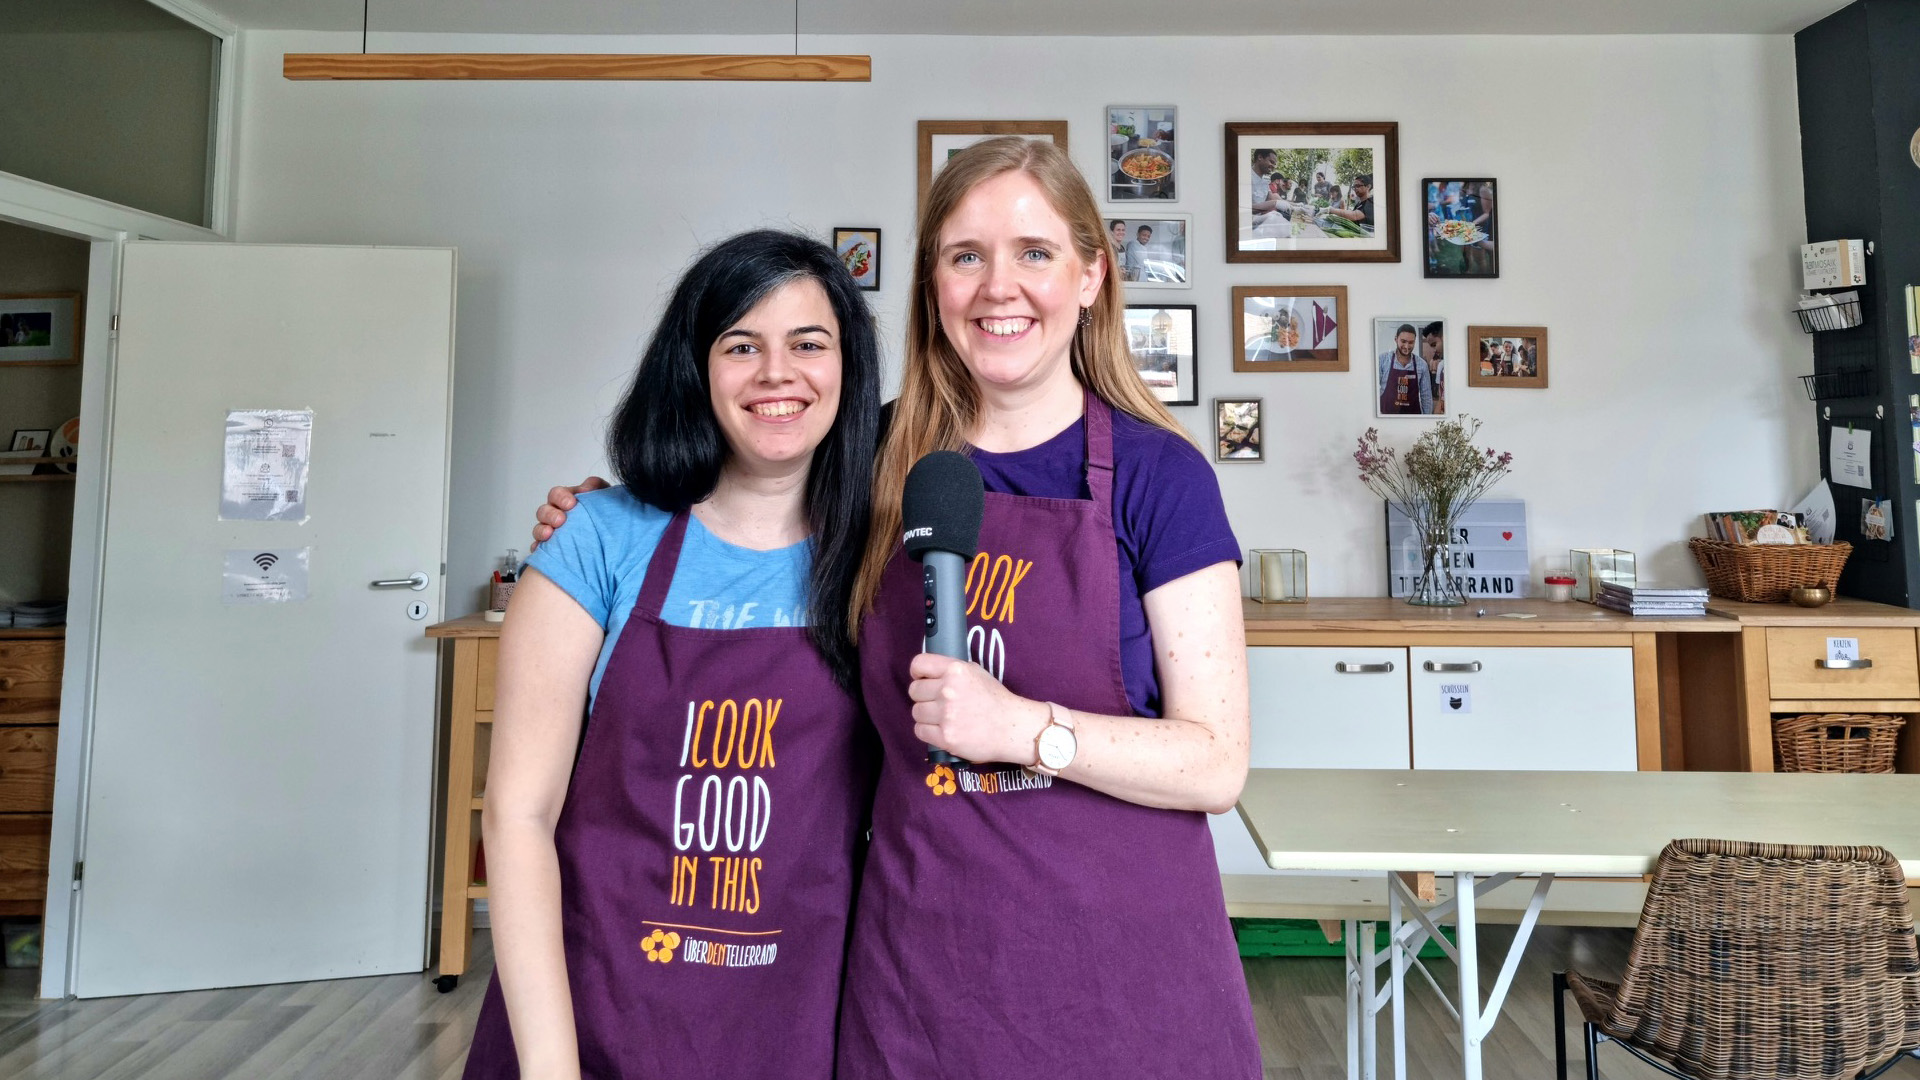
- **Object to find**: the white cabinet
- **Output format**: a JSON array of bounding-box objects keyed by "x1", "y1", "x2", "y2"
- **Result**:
[
  {"x1": 1408, "y1": 647, "x2": 1637, "y2": 771},
  {"x1": 1214, "y1": 643, "x2": 1638, "y2": 877},
  {"x1": 1212, "y1": 647, "x2": 1410, "y2": 875}
]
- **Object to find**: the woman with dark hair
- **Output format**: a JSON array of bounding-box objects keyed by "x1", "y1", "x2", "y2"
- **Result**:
[{"x1": 465, "y1": 229, "x2": 880, "y2": 1080}]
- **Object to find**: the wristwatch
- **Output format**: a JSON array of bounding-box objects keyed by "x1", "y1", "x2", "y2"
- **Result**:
[{"x1": 1032, "y1": 701, "x2": 1077, "y2": 776}]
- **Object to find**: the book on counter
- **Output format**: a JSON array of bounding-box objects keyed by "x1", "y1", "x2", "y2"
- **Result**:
[
  {"x1": 0, "y1": 599, "x2": 67, "y2": 629},
  {"x1": 1594, "y1": 581, "x2": 1707, "y2": 617}
]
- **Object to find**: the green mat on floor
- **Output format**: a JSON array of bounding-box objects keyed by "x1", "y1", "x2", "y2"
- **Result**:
[{"x1": 1233, "y1": 918, "x2": 1454, "y2": 959}]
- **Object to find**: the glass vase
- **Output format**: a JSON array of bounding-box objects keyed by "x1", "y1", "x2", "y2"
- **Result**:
[{"x1": 1407, "y1": 525, "x2": 1467, "y2": 607}]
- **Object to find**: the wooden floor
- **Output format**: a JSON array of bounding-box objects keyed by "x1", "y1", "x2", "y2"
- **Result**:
[{"x1": 0, "y1": 927, "x2": 1913, "y2": 1080}]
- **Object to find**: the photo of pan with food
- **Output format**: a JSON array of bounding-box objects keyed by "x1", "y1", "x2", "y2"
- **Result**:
[{"x1": 1109, "y1": 106, "x2": 1177, "y2": 201}]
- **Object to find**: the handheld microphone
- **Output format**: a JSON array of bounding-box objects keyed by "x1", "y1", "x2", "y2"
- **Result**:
[{"x1": 902, "y1": 450, "x2": 986, "y2": 766}]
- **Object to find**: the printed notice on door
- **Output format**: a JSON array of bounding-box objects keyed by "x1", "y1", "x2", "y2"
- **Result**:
[
  {"x1": 223, "y1": 548, "x2": 311, "y2": 604},
  {"x1": 222, "y1": 409, "x2": 312, "y2": 521}
]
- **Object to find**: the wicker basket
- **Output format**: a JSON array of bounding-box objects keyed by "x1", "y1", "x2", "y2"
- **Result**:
[
  {"x1": 1773, "y1": 713, "x2": 1904, "y2": 773},
  {"x1": 1686, "y1": 538, "x2": 1851, "y2": 602}
]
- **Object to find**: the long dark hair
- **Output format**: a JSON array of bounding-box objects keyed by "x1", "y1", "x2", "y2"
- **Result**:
[{"x1": 609, "y1": 229, "x2": 879, "y2": 690}]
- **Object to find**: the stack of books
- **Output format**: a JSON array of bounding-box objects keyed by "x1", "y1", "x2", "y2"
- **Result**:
[
  {"x1": 1594, "y1": 582, "x2": 1707, "y2": 617},
  {"x1": 0, "y1": 600, "x2": 67, "y2": 629}
]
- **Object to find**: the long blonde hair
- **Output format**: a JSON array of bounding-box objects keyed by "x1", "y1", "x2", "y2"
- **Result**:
[{"x1": 850, "y1": 136, "x2": 1192, "y2": 629}]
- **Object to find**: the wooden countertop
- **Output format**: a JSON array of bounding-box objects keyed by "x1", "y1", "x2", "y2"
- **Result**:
[
  {"x1": 1241, "y1": 597, "x2": 1738, "y2": 633},
  {"x1": 425, "y1": 613, "x2": 502, "y2": 639},
  {"x1": 1703, "y1": 595, "x2": 1920, "y2": 626},
  {"x1": 0, "y1": 627, "x2": 65, "y2": 640}
]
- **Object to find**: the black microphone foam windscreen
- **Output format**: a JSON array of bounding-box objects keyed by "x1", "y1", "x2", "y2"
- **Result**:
[{"x1": 902, "y1": 451, "x2": 985, "y2": 562}]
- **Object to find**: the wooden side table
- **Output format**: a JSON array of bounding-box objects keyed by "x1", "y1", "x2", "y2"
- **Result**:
[{"x1": 425, "y1": 614, "x2": 498, "y2": 992}]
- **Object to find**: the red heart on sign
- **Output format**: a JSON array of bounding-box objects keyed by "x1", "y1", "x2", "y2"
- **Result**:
[{"x1": 1502, "y1": 531, "x2": 1513, "y2": 540}]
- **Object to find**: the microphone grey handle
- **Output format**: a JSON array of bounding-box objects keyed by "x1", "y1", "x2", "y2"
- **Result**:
[{"x1": 921, "y1": 549, "x2": 969, "y2": 766}]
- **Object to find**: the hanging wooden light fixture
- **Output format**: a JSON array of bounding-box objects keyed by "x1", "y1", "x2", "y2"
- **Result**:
[{"x1": 284, "y1": 0, "x2": 869, "y2": 82}]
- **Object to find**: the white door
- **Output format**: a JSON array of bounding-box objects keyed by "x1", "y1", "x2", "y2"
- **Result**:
[
  {"x1": 1213, "y1": 646, "x2": 1411, "y2": 876},
  {"x1": 1408, "y1": 646, "x2": 1637, "y2": 771},
  {"x1": 75, "y1": 243, "x2": 455, "y2": 996}
]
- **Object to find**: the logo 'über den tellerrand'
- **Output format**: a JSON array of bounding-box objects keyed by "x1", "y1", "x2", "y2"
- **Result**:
[{"x1": 642, "y1": 929, "x2": 681, "y2": 962}]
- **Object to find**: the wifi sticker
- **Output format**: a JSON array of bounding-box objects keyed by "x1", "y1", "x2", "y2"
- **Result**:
[{"x1": 223, "y1": 548, "x2": 311, "y2": 604}]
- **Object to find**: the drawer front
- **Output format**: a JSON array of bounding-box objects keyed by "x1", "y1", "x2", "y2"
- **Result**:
[
  {"x1": 474, "y1": 639, "x2": 498, "y2": 712},
  {"x1": 0, "y1": 728, "x2": 57, "y2": 812},
  {"x1": 1409, "y1": 646, "x2": 1637, "y2": 771},
  {"x1": 1764, "y1": 628, "x2": 1920, "y2": 700},
  {"x1": 1214, "y1": 646, "x2": 1410, "y2": 877},
  {"x1": 0, "y1": 817, "x2": 51, "y2": 902},
  {"x1": 0, "y1": 641, "x2": 63, "y2": 698}
]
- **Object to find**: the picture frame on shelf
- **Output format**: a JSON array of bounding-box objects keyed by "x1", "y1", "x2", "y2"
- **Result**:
[
  {"x1": 1467, "y1": 325, "x2": 1548, "y2": 388},
  {"x1": 1123, "y1": 304, "x2": 1197, "y2": 406},
  {"x1": 918, "y1": 120, "x2": 1069, "y2": 215},
  {"x1": 1373, "y1": 317, "x2": 1448, "y2": 416},
  {"x1": 8, "y1": 430, "x2": 51, "y2": 453},
  {"x1": 1224, "y1": 122, "x2": 1399, "y2": 264},
  {"x1": 1232, "y1": 285, "x2": 1348, "y2": 373},
  {"x1": 1422, "y1": 177, "x2": 1499, "y2": 279},
  {"x1": 1214, "y1": 397, "x2": 1264, "y2": 462},
  {"x1": 832, "y1": 228, "x2": 881, "y2": 292},
  {"x1": 1106, "y1": 214, "x2": 1191, "y2": 289},
  {"x1": 1106, "y1": 106, "x2": 1177, "y2": 203},
  {"x1": 0, "y1": 293, "x2": 82, "y2": 365}
]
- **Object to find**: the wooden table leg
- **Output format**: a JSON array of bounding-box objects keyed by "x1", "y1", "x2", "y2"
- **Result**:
[{"x1": 439, "y1": 638, "x2": 480, "y2": 978}]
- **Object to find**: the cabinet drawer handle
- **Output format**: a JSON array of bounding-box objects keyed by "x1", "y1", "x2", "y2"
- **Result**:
[
  {"x1": 1423, "y1": 660, "x2": 1482, "y2": 673},
  {"x1": 1333, "y1": 661, "x2": 1395, "y2": 674},
  {"x1": 1816, "y1": 658, "x2": 1874, "y2": 670}
]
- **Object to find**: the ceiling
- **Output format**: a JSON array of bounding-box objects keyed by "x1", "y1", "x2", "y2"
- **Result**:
[{"x1": 176, "y1": 0, "x2": 1851, "y2": 37}]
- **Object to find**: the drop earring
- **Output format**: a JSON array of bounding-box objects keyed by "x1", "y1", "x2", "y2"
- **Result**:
[{"x1": 1077, "y1": 307, "x2": 1092, "y2": 328}]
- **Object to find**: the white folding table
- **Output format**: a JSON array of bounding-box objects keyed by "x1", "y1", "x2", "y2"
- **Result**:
[{"x1": 1235, "y1": 768, "x2": 1920, "y2": 1080}]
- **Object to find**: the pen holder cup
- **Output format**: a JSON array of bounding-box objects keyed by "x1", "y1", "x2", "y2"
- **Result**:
[{"x1": 490, "y1": 580, "x2": 518, "y2": 612}]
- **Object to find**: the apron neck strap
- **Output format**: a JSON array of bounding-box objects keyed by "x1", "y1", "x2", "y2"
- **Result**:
[
  {"x1": 1083, "y1": 389, "x2": 1115, "y2": 505},
  {"x1": 637, "y1": 509, "x2": 691, "y2": 617}
]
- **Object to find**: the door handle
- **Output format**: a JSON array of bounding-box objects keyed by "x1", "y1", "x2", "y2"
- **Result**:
[
  {"x1": 1334, "y1": 661, "x2": 1395, "y2": 674},
  {"x1": 370, "y1": 573, "x2": 430, "y2": 592},
  {"x1": 1423, "y1": 660, "x2": 1482, "y2": 673},
  {"x1": 1816, "y1": 658, "x2": 1873, "y2": 670}
]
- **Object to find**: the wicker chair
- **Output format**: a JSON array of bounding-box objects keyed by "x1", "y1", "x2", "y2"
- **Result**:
[{"x1": 1554, "y1": 839, "x2": 1920, "y2": 1080}]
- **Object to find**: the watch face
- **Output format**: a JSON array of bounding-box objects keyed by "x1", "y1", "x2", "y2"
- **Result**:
[{"x1": 1038, "y1": 725, "x2": 1076, "y2": 769}]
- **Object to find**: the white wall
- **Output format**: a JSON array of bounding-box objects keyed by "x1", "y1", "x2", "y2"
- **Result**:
[{"x1": 232, "y1": 31, "x2": 1813, "y2": 606}]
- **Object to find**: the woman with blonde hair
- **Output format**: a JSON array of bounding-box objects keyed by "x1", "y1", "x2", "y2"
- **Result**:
[{"x1": 838, "y1": 136, "x2": 1258, "y2": 1077}]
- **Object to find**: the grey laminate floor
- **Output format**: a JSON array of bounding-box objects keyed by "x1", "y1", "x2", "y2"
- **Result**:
[{"x1": 0, "y1": 927, "x2": 1913, "y2": 1079}]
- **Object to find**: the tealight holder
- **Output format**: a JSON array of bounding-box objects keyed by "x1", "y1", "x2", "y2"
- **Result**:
[
  {"x1": 1250, "y1": 549, "x2": 1308, "y2": 604},
  {"x1": 1570, "y1": 548, "x2": 1636, "y2": 602}
]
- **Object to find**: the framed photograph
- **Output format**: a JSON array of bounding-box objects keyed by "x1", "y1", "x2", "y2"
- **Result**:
[
  {"x1": 1107, "y1": 106, "x2": 1177, "y2": 202},
  {"x1": 9, "y1": 430, "x2": 51, "y2": 453},
  {"x1": 832, "y1": 228, "x2": 881, "y2": 291},
  {"x1": 1422, "y1": 178, "x2": 1499, "y2": 279},
  {"x1": 1214, "y1": 398, "x2": 1264, "y2": 462},
  {"x1": 1373, "y1": 317, "x2": 1448, "y2": 417},
  {"x1": 1467, "y1": 325, "x2": 1548, "y2": 389},
  {"x1": 1124, "y1": 304, "x2": 1197, "y2": 406},
  {"x1": 0, "y1": 293, "x2": 82, "y2": 365},
  {"x1": 1232, "y1": 286, "x2": 1348, "y2": 373},
  {"x1": 1224, "y1": 122, "x2": 1399, "y2": 264},
  {"x1": 918, "y1": 120, "x2": 1069, "y2": 215},
  {"x1": 1106, "y1": 214, "x2": 1191, "y2": 289}
]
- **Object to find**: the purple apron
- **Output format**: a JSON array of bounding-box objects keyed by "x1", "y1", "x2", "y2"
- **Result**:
[
  {"x1": 838, "y1": 395, "x2": 1260, "y2": 1078},
  {"x1": 464, "y1": 511, "x2": 869, "y2": 1080},
  {"x1": 1381, "y1": 359, "x2": 1420, "y2": 414}
]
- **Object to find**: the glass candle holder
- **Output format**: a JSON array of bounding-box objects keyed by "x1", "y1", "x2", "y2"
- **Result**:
[
  {"x1": 1250, "y1": 549, "x2": 1308, "y2": 604},
  {"x1": 1569, "y1": 548, "x2": 1636, "y2": 602}
]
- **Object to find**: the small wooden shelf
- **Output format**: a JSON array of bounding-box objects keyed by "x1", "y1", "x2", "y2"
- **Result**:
[
  {"x1": 469, "y1": 797, "x2": 484, "y2": 810},
  {"x1": 466, "y1": 884, "x2": 488, "y2": 899}
]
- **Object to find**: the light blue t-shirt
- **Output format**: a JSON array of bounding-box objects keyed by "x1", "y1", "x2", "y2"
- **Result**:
[{"x1": 526, "y1": 487, "x2": 811, "y2": 704}]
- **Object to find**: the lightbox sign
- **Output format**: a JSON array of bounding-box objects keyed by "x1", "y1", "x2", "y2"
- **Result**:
[{"x1": 1385, "y1": 499, "x2": 1530, "y2": 599}]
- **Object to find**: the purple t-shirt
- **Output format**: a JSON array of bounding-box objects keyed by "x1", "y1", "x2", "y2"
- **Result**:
[{"x1": 969, "y1": 410, "x2": 1240, "y2": 718}]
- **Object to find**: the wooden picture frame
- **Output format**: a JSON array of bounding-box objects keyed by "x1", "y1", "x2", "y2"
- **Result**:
[
  {"x1": 1124, "y1": 304, "x2": 1198, "y2": 406},
  {"x1": 1214, "y1": 397, "x2": 1264, "y2": 462},
  {"x1": 1466, "y1": 325, "x2": 1548, "y2": 389},
  {"x1": 1231, "y1": 286, "x2": 1348, "y2": 373},
  {"x1": 0, "y1": 293, "x2": 83, "y2": 366},
  {"x1": 918, "y1": 120, "x2": 1069, "y2": 216},
  {"x1": 1422, "y1": 177, "x2": 1499, "y2": 279},
  {"x1": 832, "y1": 227, "x2": 882, "y2": 292},
  {"x1": 1224, "y1": 122, "x2": 1399, "y2": 264}
]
